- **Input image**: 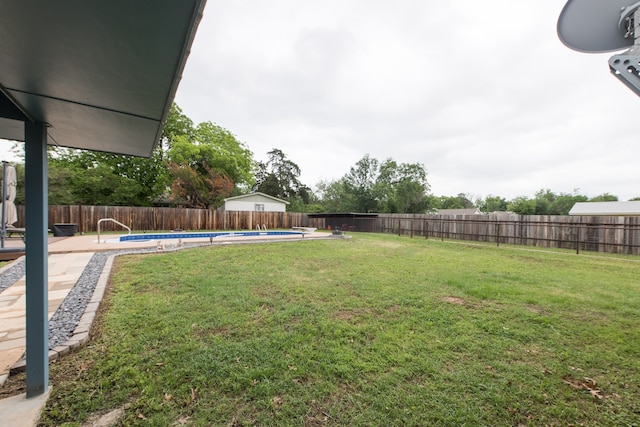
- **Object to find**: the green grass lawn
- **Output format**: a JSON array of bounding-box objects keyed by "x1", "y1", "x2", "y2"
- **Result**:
[{"x1": 39, "y1": 234, "x2": 640, "y2": 426}]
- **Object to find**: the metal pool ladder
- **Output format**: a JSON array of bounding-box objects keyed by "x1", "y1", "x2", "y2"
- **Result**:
[{"x1": 97, "y1": 218, "x2": 131, "y2": 243}]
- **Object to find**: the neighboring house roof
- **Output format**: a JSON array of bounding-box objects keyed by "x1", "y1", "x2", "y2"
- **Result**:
[
  {"x1": 569, "y1": 201, "x2": 640, "y2": 216},
  {"x1": 437, "y1": 208, "x2": 481, "y2": 215},
  {"x1": 488, "y1": 211, "x2": 516, "y2": 216},
  {"x1": 224, "y1": 192, "x2": 289, "y2": 204}
]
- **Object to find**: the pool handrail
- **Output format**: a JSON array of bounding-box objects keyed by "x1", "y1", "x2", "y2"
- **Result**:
[{"x1": 97, "y1": 218, "x2": 131, "y2": 243}]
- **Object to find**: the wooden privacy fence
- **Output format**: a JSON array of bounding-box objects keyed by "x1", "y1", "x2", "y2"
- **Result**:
[
  {"x1": 336, "y1": 214, "x2": 640, "y2": 255},
  {"x1": 14, "y1": 205, "x2": 309, "y2": 233},
  {"x1": 12, "y1": 206, "x2": 640, "y2": 255}
]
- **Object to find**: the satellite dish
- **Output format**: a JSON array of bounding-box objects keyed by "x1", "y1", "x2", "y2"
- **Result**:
[
  {"x1": 557, "y1": 0, "x2": 634, "y2": 53},
  {"x1": 558, "y1": 0, "x2": 640, "y2": 97}
]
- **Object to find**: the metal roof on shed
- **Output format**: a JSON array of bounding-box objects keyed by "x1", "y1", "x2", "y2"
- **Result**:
[
  {"x1": 569, "y1": 201, "x2": 640, "y2": 216},
  {"x1": 224, "y1": 192, "x2": 289, "y2": 204}
]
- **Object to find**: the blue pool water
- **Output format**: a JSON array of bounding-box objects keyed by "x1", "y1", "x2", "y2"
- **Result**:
[{"x1": 117, "y1": 230, "x2": 306, "y2": 242}]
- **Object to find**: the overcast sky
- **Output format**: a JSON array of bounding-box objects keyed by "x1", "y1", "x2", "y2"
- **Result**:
[
  {"x1": 170, "y1": 0, "x2": 640, "y2": 202},
  {"x1": 3, "y1": 0, "x2": 639, "y2": 201}
]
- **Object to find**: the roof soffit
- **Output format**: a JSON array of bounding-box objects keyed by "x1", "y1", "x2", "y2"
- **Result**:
[{"x1": 0, "y1": 0, "x2": 206, "y2": 156}]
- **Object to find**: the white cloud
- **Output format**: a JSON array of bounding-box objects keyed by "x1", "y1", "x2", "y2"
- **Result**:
[{"x1": 175, "y1": 0, "x2": 640, "y2": 201}]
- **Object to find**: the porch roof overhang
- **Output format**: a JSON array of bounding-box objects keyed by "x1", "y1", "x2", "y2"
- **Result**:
[
  {"x1": 0, "y1": 0, "x2": 207, "y2": 399},
  {"x1": 0, "y1": 0, "x2": 206, "y2": 156}
]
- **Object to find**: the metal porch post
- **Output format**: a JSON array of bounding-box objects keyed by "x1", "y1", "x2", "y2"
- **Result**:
[{"x1": 24, "y1": 121, "x2": 49, "y2": 397}]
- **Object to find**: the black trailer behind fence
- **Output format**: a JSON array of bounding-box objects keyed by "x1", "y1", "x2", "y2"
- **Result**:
[{"x1": 306, "y1": 213, "x2": 380, "y2": 232}]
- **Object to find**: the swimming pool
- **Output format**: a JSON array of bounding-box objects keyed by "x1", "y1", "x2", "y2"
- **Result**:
[{"x1": 112, "y1": 230, "x2": 309, "y2": 243}]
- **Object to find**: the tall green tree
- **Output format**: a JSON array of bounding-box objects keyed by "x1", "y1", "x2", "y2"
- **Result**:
[
  {"x1": 344, "y1": 154, "x2": 380, "y2": 213},
  {"x1": 315, "y1": 179, "x2": 355, "y2": 213},
  {"x1": 167, "y1": 160, "x2": 234, "y2": 208},
  {"x1": 478, "y1": 195, "x2": 508, "y2": 213},
  {"x1": 439, "y1": 193, "x2": 475, "y2": 210},
  {"x1": 506, "y1": 189, "x2": 588, "y2": 215},
  {"x1": 550, "y1": 193, "x2": 588, "y2": 215},
  {"x1": 532, "y1": 189, "x2": 557, "y2": 214},
  {"x1": 589, "y1": 193, "x2": 618, "y2": 202},
  {"x1": 46, "y1": 103, "x2": 255, "y2": 207},
  {"x1": 375, "y1": 159, "x2": 430, "y2": 213},
  {"x1": 166, "y1": 123, "x2": 255, "y2": 207},
  {"x1": 162, "y1": 103, "x2": 195, "y2": 149},
  {"x1": 253, "y1": 149, "x2": 303, "y2": 200},
  {"x1": 6, "y1": 103, "x2": 255, "y2": 207},
  {"x1": 47, "y1": 146, "x2": 169, "y2": 206},
  {"x1": 507, "y1": 196, "x2": 537, "y2": 215},
  {"x1": 316, "y1": 155, "x2": 432, "y2": 213}
]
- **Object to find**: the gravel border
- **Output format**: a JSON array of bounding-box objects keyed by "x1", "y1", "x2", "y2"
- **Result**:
[
  {"x1": 48, "y1": 252, "x2": 109, "y2": 348},
  {"x1": 0, "y1": 258, "x2": 25, "y2": 294}
]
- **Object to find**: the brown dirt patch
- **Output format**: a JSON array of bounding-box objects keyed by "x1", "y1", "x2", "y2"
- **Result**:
[
  {"x1": 0, "y1": 370, "x2": 25, "y2": 398},
  {"x1": 192, "y1": 324, "x2": 234, "y2": 338},
  {"x1": 81, "y1": 405, "x2": 128, "y2": 427},
  {"x1": 441, "y1": 296, "x2": 465, "y2": 305},
  {"x1": 273, "y1": 315, "x2": 303, "y2": 331},
  {"x1": 333, "y1": 308, "x2": 371, "y2": 321},
  {"x1": 525, "y1": 304, "x2": 546, "y2": 315},
  {"x1": 252, "y1": 285, "x2": 280, "y2": 299}
]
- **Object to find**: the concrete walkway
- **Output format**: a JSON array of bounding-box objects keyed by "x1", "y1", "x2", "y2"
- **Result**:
[
  {"x1": 0, "y1": 250, "x2": 99, "y2": 427},
  {"x1": 0, "y1": 387, "x2": 51, "y2": 427},
  {"x1": 0, "y1": 252, "x2": 96, "y2": 386}
]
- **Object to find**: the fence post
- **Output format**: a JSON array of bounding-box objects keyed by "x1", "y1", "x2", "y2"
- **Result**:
[
  {"x1": 441, "y1": 219, "x2": 444, "y2": 241},
  {"x1": 410, "y1": 219, "x2": 414, "y2": 238},
  {"x1": 424, "y1": 220, "x2": 428, "y2": 239},
  {"x1": 575, "y1": 220, "x2": 581, "y2": 255},
  {"x1": 398, "y1": 220, "x2": 401, "y2": 237},
  {"x1": 78, "y1": 203, "x2": 83, "y2": 235},
  {"x1": 496, "y1": 221, "x2": 500, "y2": 247}
]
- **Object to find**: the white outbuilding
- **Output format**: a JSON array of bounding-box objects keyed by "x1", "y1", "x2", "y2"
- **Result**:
[
  {"x1": 569, "y1": 201, "x2": 640, "y2": 216},
  {"x1": 223, "y1": 192, "x2": 289, "y2": 212}
]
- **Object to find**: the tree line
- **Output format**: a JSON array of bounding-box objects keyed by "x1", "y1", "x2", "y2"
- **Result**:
[
  {"x1": 438, "y1": 190, "x2": 631, "y2": 215},
  {"x1": 2, "y1": 104, "x2": 636, "y2": 215}
]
